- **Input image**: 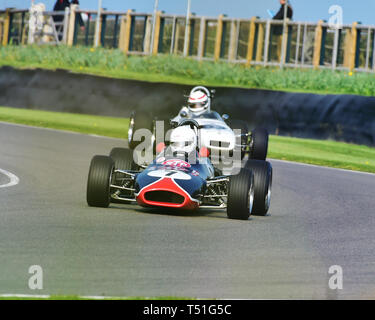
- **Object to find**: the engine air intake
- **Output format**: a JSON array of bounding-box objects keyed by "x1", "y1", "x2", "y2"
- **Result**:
[{"x1": 144, "y1": 191, "x2": 185, "y2": 204}]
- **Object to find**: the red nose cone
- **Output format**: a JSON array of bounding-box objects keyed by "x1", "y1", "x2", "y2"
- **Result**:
[
  {"x1": 156, "y1": 142, "x2": 166, "y2": 153},
  {"x1": 199, "y1": 147, "x2": 210, "y2": 158}
]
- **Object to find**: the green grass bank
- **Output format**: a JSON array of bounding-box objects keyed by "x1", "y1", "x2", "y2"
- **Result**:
[{"x1": 1, "y1": 45, "x2": 375, "y2": 96}]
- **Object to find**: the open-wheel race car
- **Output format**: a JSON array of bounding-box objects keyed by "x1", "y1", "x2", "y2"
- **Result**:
[
  {"x1": 86, "y1": 121, "x2": 272, "y2": 220},
  {"x1": 127, "y1": 86, "x2": 269, "y2": 162}
]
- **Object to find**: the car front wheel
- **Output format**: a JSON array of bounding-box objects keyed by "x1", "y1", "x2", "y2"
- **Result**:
[
  {"x1": 86, "y1": 155, "x2": 114, "y2": 208},
  {"x1": 227, "y1": 167, "x2": 254, "y2": 220}
]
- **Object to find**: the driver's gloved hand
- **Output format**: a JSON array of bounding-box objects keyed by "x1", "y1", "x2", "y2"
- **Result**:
[{"x1": 170, "y1": 120, "x2": 179, "y2": 128}]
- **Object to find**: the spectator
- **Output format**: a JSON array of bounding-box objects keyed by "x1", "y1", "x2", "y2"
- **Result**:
[
  {"x1": 273, "y1": 0, "x2": 293, "y2": 22},
  {"x1": 53, "y1": 0, "x2": 85, "y2": 40},
  {"x1": 272, "y1": 0, "x2": 293, "y2": 61},
  {"x1": 53, "y1": 0, "x2": 70, "y2": 24},
  {"x1": 70, "y1": 0, "x2": 85, "y2": 30}
]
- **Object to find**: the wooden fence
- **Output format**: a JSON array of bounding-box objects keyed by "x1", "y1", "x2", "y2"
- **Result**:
[{"x1": 1, "y1": 7, "x2": 374, "y2": 72}]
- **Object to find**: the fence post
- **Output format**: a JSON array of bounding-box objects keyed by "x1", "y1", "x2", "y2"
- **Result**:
[
  {"x1": 294, "y1": 22, "x2": 301, "y2": 66},
  {"x1": 119, "y1": 9, "x2": 133, "y2": 54},
  {"x1": 214, "y1": 14, "x2": 224, "y2": 61},
  {"x1": 152, "y1": 11, "x2": 161, "y2": 55},
  {"x1": 332, "y1": 27, "x2": 339, "y2": 70},
  {"x1": 2, "y1": 9, "x2": 11, "y2": 46},
  {"x1": 118, "y1": 14, "x2": 126, "y2": 50},
  {"x1": 256, "y1": 22, "x2": 265, "y2": 62},
  {"x1": 246, "y1": 17, "x2": 257, "y2": 66},
  {"x1": 349, "y1": 22, "x2": 358, "y2": 71},
  {"x1": 144, "y1": 15, "x2": 152, "y2": 54},
  {"x1": 174, "y1": 21, "x2": 181, "y2": 54},
  {"x1": 343, "y1": 22, "x2": 358, "y2": 71},
  {"x1": 62, "y1": 7, "x2": 70, "y2": 44},
  {"x1": 343, "y1": 27, "x2": 352, "y2": 68},
  {"x1": 228, "y1": 19, "x2": 237, "y2": 61},
  {"x1": 67, "y1": 4, "x2": 77, "y2": 46},
  {"x1": 169, "y1": 16, "x2": 177, "y2": 54},
  {"x1": 280, "y1": 18, "x2": 290, "y2": 66},
  {"x1": 313, "y1": 20, "x2": 323, "y2": 68},
  {"x1": 0, "y1": 19, "x2": 3, "y2": 45},
  {"x1": 93, "y1": 8, "x2": 103, "y2": 47},
  {"x1": 183, "y1": 14, "x2": 192, "y2": 56},
  {"x1": 263, "y1": 20, "x2": 271, "y2": 65},
  {"x1": 197, "y1": 17, "x2": 206, "y2": 59}
]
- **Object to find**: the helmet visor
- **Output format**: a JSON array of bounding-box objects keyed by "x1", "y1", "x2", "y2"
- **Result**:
[
  {"x1": 188, "y1": 102, "x2": 205, "y2": 109},
  {"x1": 171, "y1": 140, "x2": 193, "y2": 149}
]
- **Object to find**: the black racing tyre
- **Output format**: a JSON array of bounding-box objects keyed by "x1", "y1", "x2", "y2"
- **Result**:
[
  {"x1": 250, "y1": 128, "x2": 269, "y2": 160},
  {"x1": 244, "y1": 159, "x2": 272, "y2": 216},
  {"x1": 128, "y1": 111, "x2": 154, "y2": 150},
  {"x1": 110, "y1": 147, "x2": 137, "y2": 183},
  {"x1": 87, "y1": 155, "x2": 114, "y2": 208},
  {"x1": 228, "y1": 119, "x2": 249, "y2": 160},
  {"x1": 227, "y1": 167, "x2": 254, "y2": 220},
  {"x1": 109, "y1": 148, "x2": 135, "y2": 170}
]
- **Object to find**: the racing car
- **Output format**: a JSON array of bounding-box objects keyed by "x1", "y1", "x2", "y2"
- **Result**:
[
  {"x1": 127, "y1": 86, "x2": 269, "y2": 162},
  {"x1": 87, "y1": 121, "x2": 272, "y2": 220}
]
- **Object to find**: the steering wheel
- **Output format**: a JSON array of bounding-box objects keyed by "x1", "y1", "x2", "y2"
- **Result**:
[{"x1": 178, "y1": 119, "x2": 201, "y2": 130}]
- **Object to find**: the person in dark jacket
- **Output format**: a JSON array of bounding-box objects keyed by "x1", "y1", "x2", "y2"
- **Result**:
[
  {"x1": 272, "y1": 0, "x2": 293, "y2": 61},
  {"x1": 273, "y1": 0, "x2": 293, "y2": 22},
  {"x1": 53, "y1": 0, "x2": 84, "y2": 35},
  {"x1": 53, "y1": 0, "x2": 70, "y2": 23},
  {"x1": 70, "y1": 0, "x2": 85, "y2": 29}
]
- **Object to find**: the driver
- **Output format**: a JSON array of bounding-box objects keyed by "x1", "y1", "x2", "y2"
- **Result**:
[
  {"x1": 157, "y1": 125, "x2": 198, "y2": 164},
  {"x1": 156, "y1": 125, "x2": 214, "y2": 167},
  {"x1": 171, "y1": 87, "x2": 212, "y2": 126},
  {"x1": 187, "y1": 90, "x2": 209, "y2": 117},
  {"x1": 169, "y1": 125, "x2": 197, "y2": 157}
]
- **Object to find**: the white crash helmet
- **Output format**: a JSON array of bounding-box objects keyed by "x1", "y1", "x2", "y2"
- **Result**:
[
  {"x1": 187, "y1": 90, "x2": 209, "y2": 115},
  {"x1": 170, "y1": 126, "x2": 197, "y2": 155}
]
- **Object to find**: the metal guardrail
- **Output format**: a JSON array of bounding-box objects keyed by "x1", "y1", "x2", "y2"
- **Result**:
[{"x1": 1, "y1": 7, "x2": 374, "y2": 72}]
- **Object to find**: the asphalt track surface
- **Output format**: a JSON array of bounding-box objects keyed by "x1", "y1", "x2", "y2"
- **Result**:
[{"x1": 0, "y1": 122, "x2": 374, "y2": 299}]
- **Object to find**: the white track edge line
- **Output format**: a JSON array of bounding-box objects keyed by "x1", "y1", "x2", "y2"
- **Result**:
[{"x1": 0, "y1": 168, "x2": 20, "y2": 188}]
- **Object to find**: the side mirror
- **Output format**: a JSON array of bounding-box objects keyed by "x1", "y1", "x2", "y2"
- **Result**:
[
  {"x1": 180, "y1": 110, "x2": 188, "y2": 118},
  {"x1": 222, "y1": 114, "x2": 229, "y2": 121}
]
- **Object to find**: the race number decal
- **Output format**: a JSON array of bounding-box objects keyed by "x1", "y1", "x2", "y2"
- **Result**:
[
  {"x1": 147, "y1": 170, "x2": 191, "y2": 180},
  {"x1": 162, "y1": 159, "x2": 191, "y2": 168},
  {"x1": 156, "y1": 157, "x2": 166, "y2": 163}
]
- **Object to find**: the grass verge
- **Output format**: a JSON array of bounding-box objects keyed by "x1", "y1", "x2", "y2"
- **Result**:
[
  {"x1": 1, "y1": 45, "x2": 375, "y2": 96},
  {"x1": 0, "y1": 106, "x2": 128, "y2": 139},
  {"x1": 0, "y1": 106, "x2": 374, "y2": 174}
]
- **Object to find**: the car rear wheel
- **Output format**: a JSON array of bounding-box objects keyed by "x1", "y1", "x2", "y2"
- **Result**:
[
  {"x1": 87, "y1": 155, "x2": 114, "y2": 208},
  {"x1": 128, "y1": 111, "x2": 154, "y2": 150},
  {"x1": 110, "y1": 147, "x2": 137, "y2": 183},
  {"x1": 227, "y1": 168, "x2": 254, "y2": 220},
  {"x1": 245, "y1": 159, "x2": 272, "y2": 216},
  {"x1": 110, "y1": 148, "x2": 136, "y2": 170},
  {"x1": 250, "y1": 128, "x2": 269, "y2": 160}
]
